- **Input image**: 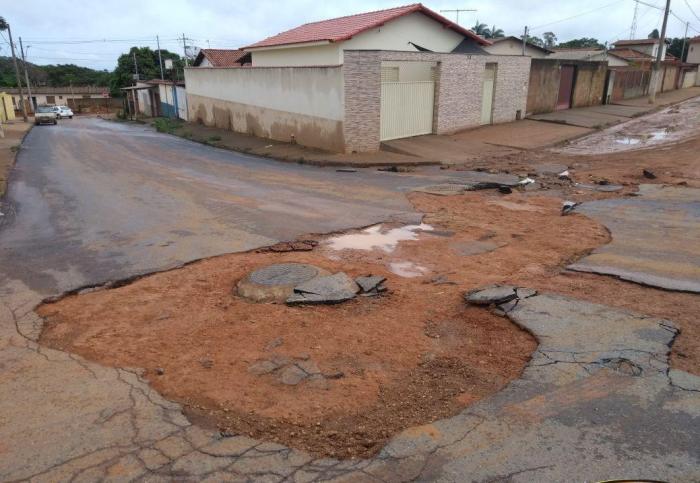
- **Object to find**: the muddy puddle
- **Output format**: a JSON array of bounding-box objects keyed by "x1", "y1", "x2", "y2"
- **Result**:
[
  {"x1": 325, "y1": 223, "x2": 434, "y2": 252},
  {"x1": 554, "y1": 97, "x2": 700, "y2": 155}
]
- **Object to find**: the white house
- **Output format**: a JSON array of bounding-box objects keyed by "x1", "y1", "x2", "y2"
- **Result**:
[
  {"x1": 185, "y1": 4, "x2": 531, "y2": 153},
  {"x1": 242, "y1": 3, "x2": 490, "y2": 67},
  {"x1": 483, "y1": 37, "x2": 553, "y2": 58}
]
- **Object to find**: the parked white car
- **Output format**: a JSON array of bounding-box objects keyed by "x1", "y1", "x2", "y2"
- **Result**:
[
  {"x1": 34, "y1": 105, "x2": 58, "y2": 125},
  {"x1": 52, "y1": 105, "x2": 74, "y2": 119}
]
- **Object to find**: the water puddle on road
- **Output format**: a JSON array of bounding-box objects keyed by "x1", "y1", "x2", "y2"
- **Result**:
[
  {"x1": 615, "y1": 130, "x2": 668, "y2": 146},
  {"x1": 389, "y1": 261, "x2": 428, "y2": 278},
  {"x1": 326, "y1": 223, "x2": 434, "y2": 252}
]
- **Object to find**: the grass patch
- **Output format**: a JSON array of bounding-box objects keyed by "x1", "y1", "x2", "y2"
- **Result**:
[
  {"x1": 152, "y1": 118, "x2": 182, "y2": 134},
  {"x1": 10, "y1": 145, "x2": 20, "y2": 153},
  {"x1": 208, "y1": 135, "x2": 222, "y2": 143}
]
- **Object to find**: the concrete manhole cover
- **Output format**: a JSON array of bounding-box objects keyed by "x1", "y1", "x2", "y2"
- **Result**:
[{"x1": 237, "y1": 263, "x2": 328, "y2": 302}]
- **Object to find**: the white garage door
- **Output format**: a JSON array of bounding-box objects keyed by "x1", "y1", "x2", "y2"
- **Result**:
[{"x1": 380, "y1": 80, "x2": 435, "y2": 142}]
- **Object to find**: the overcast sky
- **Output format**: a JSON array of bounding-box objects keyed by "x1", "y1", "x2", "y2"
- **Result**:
[{"x1": 2, "y1": 0, "x2": 699, "y2": 70}]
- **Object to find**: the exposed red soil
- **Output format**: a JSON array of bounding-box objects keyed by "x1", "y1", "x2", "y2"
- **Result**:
[{"x1": 38, "y1": 192, "x2": 608, "y2": 458}]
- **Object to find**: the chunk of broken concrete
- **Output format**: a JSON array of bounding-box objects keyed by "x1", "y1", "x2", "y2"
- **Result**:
[
  {"x1": 248, "y1": 359, "x2": 281, "y2": 376},
  {"x1": 561, "y1": 200, "x2": 579, "y2": 216},
  {"x1": 355, "y1": 275, "x2": 387, "y2": 293},
  {"x1": 465, "y1": 285, "x2": 518, "y2": 306},
  {"x1": 286, "y1": 272, "x2": 360, "y2": 305},
  {"x1": 278, "y1": 365, "x2": 308, "y2": 385}
]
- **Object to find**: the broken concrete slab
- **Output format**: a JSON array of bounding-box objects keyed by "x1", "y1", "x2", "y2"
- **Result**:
[
  {"x1": 464, "y1": 285, "x2": 518, "y2": 306},
  {"x1": 278, "y1": 365, "x2": 308, "y2": 385},
  {"x1": 286, "y1": 272, "x2": 360, "y2": 305},
  {"x1": 576, "y1": 182, "x2": 624, "y2": 192},
  {"x1": 446, "y1": 171, "x2": 521, "y2": 190},
  {"x1": 355, "y1": 275, "x2": 386, "y2": 293},
  {"x1": 569, "y1": 185, "x2": 700, "y2": 293},
  {"x1": 412, "y1": 184, "x2": 467, "y2": 196}
]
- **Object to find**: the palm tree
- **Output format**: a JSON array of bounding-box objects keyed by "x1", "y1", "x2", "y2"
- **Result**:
[
  {"x1": 0, "y1": 17, "x2": 8, "y2": 31},
  {"x1": 471, "y1": 21, "x2": 491, "y2": 38},
  {"x1": 489, "y1": 25, "x2": 505, "y2": 39}
]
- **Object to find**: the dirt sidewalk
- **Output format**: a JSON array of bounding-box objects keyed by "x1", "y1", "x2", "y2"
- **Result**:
[{"x1": 0, "y1": 121, "x2": 32, "y2": 197}]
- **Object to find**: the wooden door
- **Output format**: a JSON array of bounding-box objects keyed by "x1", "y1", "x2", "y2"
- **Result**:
[{"x1": 556, "y1": 65, "x2": 575, "y2": 110}]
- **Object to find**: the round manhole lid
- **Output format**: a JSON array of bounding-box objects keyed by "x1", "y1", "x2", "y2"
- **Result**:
[
  {"x1": 237, "y1": 263, "x2": 329, "y2": 302},
  {"x1": 248, "y1": 263, "x2": 322, "y2": 286}
]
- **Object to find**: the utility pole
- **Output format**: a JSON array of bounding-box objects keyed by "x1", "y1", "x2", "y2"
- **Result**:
[
  {"x1": 182, "y1": 34, "x2": 189, "y2": 67},
  {"x1": 133, "y1": 51, "x2": 139, "y2": 82},
  {"x1": 649, "y1": 0, "x2": 671, "y2": 104},
  {"x1": 440, "y1": 9, "x2": 476, "y2": 26},
  {"x1": 19, "y1": 37, "x2": 33, "y2": 114},
  {"x1": 680, "y1": 21, "x2": 689, "y2": 62},
  {"x1": 156, "y1": 35, "x2": 164, "y2": 80},
  {"x1": 4, "y1": 22, "x2": 27, "y2": 122},
  {"x1": 522, "y1": 26, "x2": 529, "y2": 56}
]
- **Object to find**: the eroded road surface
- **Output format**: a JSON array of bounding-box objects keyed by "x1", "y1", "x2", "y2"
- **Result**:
[{"x1": 1, "y1": 118, "x2": 699, "y2": 482}]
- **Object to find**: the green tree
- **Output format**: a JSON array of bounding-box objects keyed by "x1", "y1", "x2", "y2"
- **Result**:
[
  {"x1": 488, "y1": 25, "x2": 505, "y2": 39},
  {"x1": 557, "y1": 37, "x2": 605, "y2": 49},
  {"x1": 543, "y1": 32, "x2": 558, "y2": 49},
  {"x1": 471, "y1": 20, "x2": 491, "y2": 37},
  {"x1": 110, "y1": 46, "x2": 183, "y2": 95},
  {"x1": 526, "y1": 35, "x2": 545, "y2": 47},
  {"x1": 648, "y1": 28, "x2": 660, "y2": 39},
  {"x1": 667, "y1": 37, "x2": 689, "y2": 61}
]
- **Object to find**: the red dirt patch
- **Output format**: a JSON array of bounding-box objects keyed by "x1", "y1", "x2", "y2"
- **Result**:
[{"x1": 38, "y1": 192, "x2": 608, "y2": 458}]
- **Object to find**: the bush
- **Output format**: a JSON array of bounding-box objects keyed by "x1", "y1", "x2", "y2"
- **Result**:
[{"x1": 152, "y1": 117, "x2": 181, "y2": 134}]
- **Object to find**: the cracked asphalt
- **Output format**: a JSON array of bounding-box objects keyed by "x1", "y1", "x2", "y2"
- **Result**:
[{"x1": 0, "y1": 118, "x2": 698, "y2": 481}]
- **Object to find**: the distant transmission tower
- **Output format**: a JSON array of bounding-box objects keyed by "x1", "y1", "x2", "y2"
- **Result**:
[{"x1": 630, "y1": 0, "x2": 639, "y2": 38}]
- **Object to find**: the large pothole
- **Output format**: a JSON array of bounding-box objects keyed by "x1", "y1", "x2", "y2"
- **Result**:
[{"x1": 37, "y1": 193, "x2": 608, "y2": 458}]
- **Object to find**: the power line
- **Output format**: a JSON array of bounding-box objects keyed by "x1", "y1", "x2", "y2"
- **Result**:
[
  {"x1": 529, "y1": 0, "x2": 623, "y2": 31},
  {"x1": 683, "y1": 0, "x2": 700, "y2": 23}
]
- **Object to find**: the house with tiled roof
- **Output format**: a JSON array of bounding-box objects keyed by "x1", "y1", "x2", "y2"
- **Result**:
[
  {"x1": 193, "y1": 49, "x2": 251, "y2": 67},
  {"x1": 612, "y1": 38, "x2": 669, "y2": 61},
  {"x1": 184, "y1": 4, "x2": 531, "y2": 153},
  {"x1": 548, "y1": 48, "x2": 630, "y2": 67},
  {"x1": 243, "y1": 3, "x2": 490, "y2": 67}
]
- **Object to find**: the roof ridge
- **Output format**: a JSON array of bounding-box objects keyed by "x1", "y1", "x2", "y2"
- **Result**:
[{"x1": 295, "y1": 3, "x2": 421, "y2": 28}]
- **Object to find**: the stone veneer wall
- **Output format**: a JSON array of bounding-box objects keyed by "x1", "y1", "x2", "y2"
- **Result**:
[{"x1": 343, "y1": 50, "x2": 531, "y2": 153}]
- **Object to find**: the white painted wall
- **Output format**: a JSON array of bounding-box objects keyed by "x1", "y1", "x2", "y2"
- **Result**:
[
  {"x1": 484, "y1": 39, "x2": 548, "y2": 58},
  {"x1": 175, "y1": 86, "x2": 188, "y2": 120},
  {"x1": 184, "y1": 66, "x2": 344, "y2": 120},
  {"x1": 250, "y1": 11, "x2": 468, "y2": 67},
  {"x1": 549, "y1": 50, "x2": 629, "y2": 67},
  {"x1": 198, "y1": 57, "x2": 212, "y2": 67},
  {"x1": 687, "y1": 42, "x2": 700, "y2": 64},
  {"x1": 251, "y1": 43, "x2": 341, "y2": 67}
]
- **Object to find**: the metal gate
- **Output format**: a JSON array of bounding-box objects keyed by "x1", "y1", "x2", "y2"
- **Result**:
[{"x1": 380, "y1": 81, "x2": 435, "y2": 141}]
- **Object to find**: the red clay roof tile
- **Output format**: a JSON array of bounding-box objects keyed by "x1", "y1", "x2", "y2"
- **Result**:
[{"x1": 245, "y1": 3, "x2": 489, "y2": 49}]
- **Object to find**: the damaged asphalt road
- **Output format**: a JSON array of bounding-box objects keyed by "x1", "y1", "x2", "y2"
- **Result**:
[
  {"x1": 569, "y1": 184, "x2": 700, "y2": 293},
  {"x1": 0, "y1": 118, "x2": 699, "y2": 481}
]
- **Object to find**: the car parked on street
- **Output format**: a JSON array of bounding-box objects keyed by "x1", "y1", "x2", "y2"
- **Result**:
[
  {"x1": 52, "y1": 105, "x2": 74, "y2": 119},
  {"x1": 34, "y1": 105, "x2": 58, "y2": 125}
]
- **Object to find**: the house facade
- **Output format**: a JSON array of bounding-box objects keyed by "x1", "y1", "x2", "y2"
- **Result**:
[
  {"x1": 185, "y1": 3, "x2": 531, "y2": 153},
  {"x1": 612, "y1": 38, "x2": 668, "y2": 60},
  {"x1": 5, "y1": 86, "x2": 110, "y2": 113},
  {"x1": 549, "y1": 48, "x2": 629, "y2": 67},
  {"x1": 483, "y1": 37, "x2": 553, "y2": 58}
]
